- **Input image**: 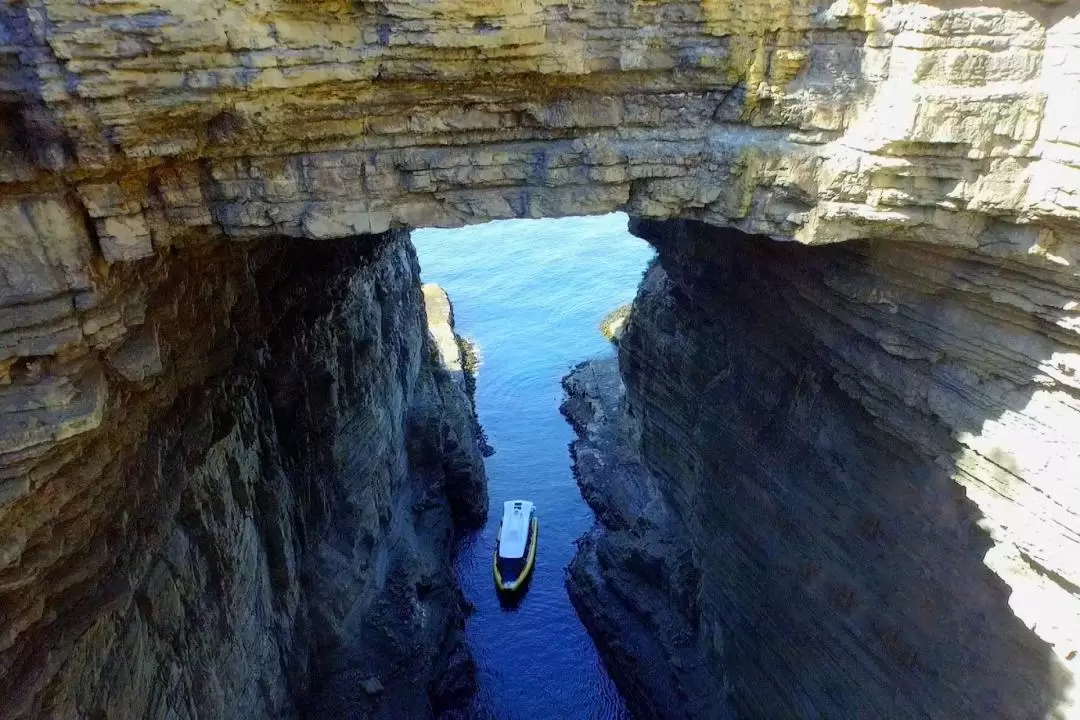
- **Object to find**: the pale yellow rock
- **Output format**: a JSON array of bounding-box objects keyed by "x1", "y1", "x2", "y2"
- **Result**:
[
  {"x1": 302, "y1": 203, "x2": 393, "y2": 239},
  {"x1": 422, "y1": 284, "x2": 465, "y2": 384},
  {"x1": 0, "y1": 198, "x2": 96, "y2": 305},
  {"x1": 99, "y1": 214, "x2": 155, "y2": 263}
]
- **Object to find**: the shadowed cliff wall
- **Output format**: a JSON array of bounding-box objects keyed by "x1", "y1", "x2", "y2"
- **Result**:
[
  {"x1": 1, "y1": 230, "x2": 487, "y2": 718},
  {"x1": 566, "y1": 218, "x2": 1078, "y2": 718}
]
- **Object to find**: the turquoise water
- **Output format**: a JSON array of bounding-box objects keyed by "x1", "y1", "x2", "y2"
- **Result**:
[{"x1": 413, "y1": 213, "x2": 654, "y2": 720}]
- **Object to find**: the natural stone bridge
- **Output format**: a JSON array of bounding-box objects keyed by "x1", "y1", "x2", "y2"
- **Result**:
[{"x1": 2, "y1": 0, "x2": 1079, "y2": 716}]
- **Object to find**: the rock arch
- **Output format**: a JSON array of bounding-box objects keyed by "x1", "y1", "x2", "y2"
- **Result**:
[{"x1": 2, "y1": 0, "x2": 1079, "y2": 716}]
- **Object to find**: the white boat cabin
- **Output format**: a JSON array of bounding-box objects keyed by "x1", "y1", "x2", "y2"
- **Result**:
[{"x1": 497, "y1": 500, "x2": 535, "y2": 559}]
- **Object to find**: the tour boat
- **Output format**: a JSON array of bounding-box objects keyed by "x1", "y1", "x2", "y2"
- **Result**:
[{"x1": 493, "y1": 500, "x2": 538, "y2": 592}]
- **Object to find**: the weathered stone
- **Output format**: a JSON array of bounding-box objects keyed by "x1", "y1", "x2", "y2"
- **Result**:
[
  {"x1": 562, "y1": 356, "x2": 723, "y2": 720},
  {"x1": 0, "y1": 197, "x2": 94, "y2": 306},
  {"x1": 0, "y1": 232, "x2": 486, "y2": 719},
  {"x1": 107, "y1": 322, "x2": 162, "y2": 383},
  {"x1": 2, "y1": 0, "x2": 1078, "y2": 251},
  {"x1": 3, "y1": 0, "x2": 1080, "y2": 717},
  {"x1": 98, "y1": 214, "x2": 155, "y2": 263},
  {"x1": 361, "y1": 677, "x2": 385, "y2": 696},
  {"x1": 566, "y1": 220, "x2": 1080, "y2": 719},
  {"x1": 422, "y1": 284, "x2": 465, "y2": 385},
  {"x1": 0, "y1": 364, "x2": 106, "y2": 456}
]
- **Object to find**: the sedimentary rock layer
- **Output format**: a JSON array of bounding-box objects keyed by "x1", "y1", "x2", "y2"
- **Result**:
[
  {"x1": 4, "y1": 0, "x2": 1080, "y2": 716},
  {"x1": 0, "y1": 229, "x2": 487, "y2": 719},
  {"x1": 5, "y1": 0, "x2": 1079, "y2": 565},
  {"x1": 562, "y1": 356, "x2": 732, "y2": 720},
  {"x1": 567, "y1": 218, "x2": 1079, "y2": 718},
  {"x1": 5, "y1": 0, "x2": 1079, "y2": 245}
]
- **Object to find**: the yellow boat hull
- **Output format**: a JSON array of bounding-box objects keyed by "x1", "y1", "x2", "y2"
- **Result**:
[{"x1": 493, "y1": 517, "x2": 538, "y2": 592}]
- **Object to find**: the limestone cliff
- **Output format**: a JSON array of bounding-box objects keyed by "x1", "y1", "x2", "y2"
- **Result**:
[
  {"x1": 3, "y1": 0, "x2": 1079, "y2": 248},
  {"x1": 0, "y1": 229, "x2": 487, "y2": 718},
  {"x1": 3, "y1": 0, "x2": 1080, "y2": 717},
  {"x1": 565, "y1": 218, "x2": 1079, "y2": 718}
]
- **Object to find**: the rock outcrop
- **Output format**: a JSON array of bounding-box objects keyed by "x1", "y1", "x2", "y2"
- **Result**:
[
  {"x1": 4, "y1": 0, "x2": 1079, "y2": 245},
  {"x1": 4, "y1": 0, "x2": 1080, "y2": 717},
  {"x1": 599, "y1": 304, "x2": 632, "y2": 344},
  {"x1": 0, "y1": 229, "x2": 487, "y2": 718},
  {"x1": 562, "y1": 356, "x2": 732, "y2": 720},
  {"x1": 566, "y1": 218, "x2": 1079, "y2": 718}
]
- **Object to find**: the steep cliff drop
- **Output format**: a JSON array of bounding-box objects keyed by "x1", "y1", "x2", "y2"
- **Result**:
[
  {"x1": 4, "y1": 0, "x2": 1080, "y2": 716},
  {"x1": 0, "y1": 229, "x2": 488, "y2": 718},
  {"x1": 565, "y1": 218, "x2": 1079, "y2": 719}
]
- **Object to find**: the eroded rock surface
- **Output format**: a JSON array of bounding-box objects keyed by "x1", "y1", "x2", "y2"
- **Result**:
[
  {"x1": 5, "y1": 0, "x2": 1080, "y2": 484},
  {"x1": 562, "y1": 356, "x2": 730, "y2": 720},
  {"x1": 1, "y1": 230, "x2": 487, "y2": 719},
  {"x1": 5, "y1": 0, "x2": 1080, "y2": 244},
  {"x1": 4, "y1": 0, "x2": 1080, "y2": 717},
  {"x1": 566, "y1": 219, "x2": 1080, "y2": 718}
]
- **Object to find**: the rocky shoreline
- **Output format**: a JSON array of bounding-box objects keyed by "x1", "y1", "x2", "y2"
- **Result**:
[{"x1": 561, "y1": 357, "x2": 734, "y2": 720}]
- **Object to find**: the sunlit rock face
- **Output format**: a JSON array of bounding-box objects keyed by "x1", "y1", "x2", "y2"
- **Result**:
[
  {"x1": 565, "y1": 218, "x2": 1079, "y2": 718},
  {"x1": 4, "y1": 0, "x2": 1080, "y2": 490},
  {"x1": 3, "y1": 0, "x2": 1080, "y2": 717},
  {"x1": 4, "y1": 0, "x2": 1080, "y2": 243}
]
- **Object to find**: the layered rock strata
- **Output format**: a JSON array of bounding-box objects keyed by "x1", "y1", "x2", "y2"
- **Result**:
[
  {"x1": 1, "y1": 229, "x2": 487, "y2": 719},
  {"x1": 566, "y1": 219, "x2": 1079, "y2": 718},
  {"x1": 562, "y1": 356, "x2": 732, "y2": 720},
  {"x1": 4, "y1": 0, "x2": 1080, "y2": 717},
  {"x1": 5, "y1": 0, "x2": 1079, "y2": 247}
]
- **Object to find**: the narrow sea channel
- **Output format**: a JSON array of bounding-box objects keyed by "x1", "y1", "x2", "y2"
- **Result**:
[{"x1": 413, "y1": 213, "x2": 654, "y2": 719}]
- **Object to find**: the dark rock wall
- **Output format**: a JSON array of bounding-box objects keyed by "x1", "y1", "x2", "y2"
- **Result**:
[
  {"x1": 563, "y1": 357, "x2": 728, "y2": 720},
  {"x1": 568, "y1": 218, "x2": 1078, "y2": 719},
  {"x1": 1, "y1": 231, "x2": 487, "y2": 719}
]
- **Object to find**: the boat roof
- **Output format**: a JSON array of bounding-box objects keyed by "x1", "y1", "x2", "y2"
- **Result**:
[{"x1": 498, "y1": 500, "x2": 535, "y2": 559}]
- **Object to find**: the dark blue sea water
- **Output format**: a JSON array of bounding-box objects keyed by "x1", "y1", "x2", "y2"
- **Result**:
[{"x1": 413, "y1": 213, "x2": 654, "y2": 720}]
